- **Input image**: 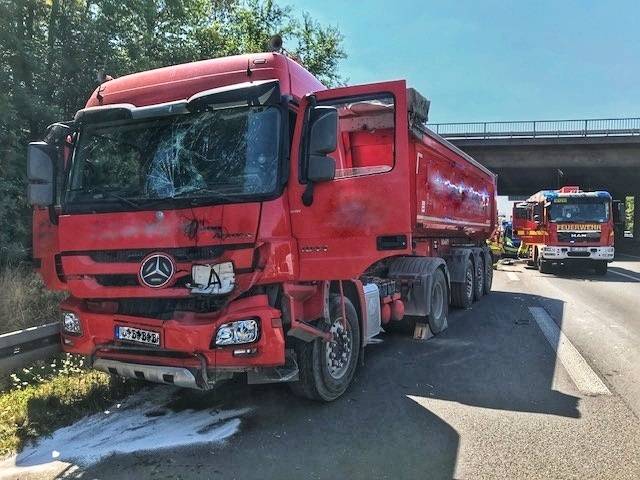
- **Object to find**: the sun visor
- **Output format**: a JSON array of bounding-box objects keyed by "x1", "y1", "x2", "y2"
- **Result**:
[
  {"x1": 187, "y1": 80, "x2": 281, "y2": 112},
  {"x1": 75, "y1": 100, "x2": 190, "y2": 124}
]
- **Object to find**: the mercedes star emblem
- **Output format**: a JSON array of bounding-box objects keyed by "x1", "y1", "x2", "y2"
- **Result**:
[{"x1": 139, "y1": 253, "x2": 175, "y2": 288}]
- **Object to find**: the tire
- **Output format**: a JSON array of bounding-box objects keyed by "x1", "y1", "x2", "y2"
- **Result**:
[
  {"x1": 539, "y1": 260, "x2": 553, "y2": 274},
  {"x1": 290, "y1": 294, "x2": 360, "y2": 402},
  {"x1": 451, "y1": 257, "x2": 474, "y2": 309},
  {"x1": 483, "y1": 254, "x2": 493, "y2": 295},
  {"x1": 594, "y1": 261, "x2": 608, "y2": 276},
  {"x1": 473, "y1": 256, "x2": 484, "y2": 301},
  {"x1": 426, "y1": 269, "x2": 448, "y2": 334}
]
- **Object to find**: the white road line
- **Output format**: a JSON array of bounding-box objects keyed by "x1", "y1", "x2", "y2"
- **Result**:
[
  {"x1": 608, "y1": 269, "x2": 640, "y2": 282},
  {"x1": 528, "y1": 307, "x2": 611, "y2": 396},
  {"x1": 506, "y1": 272, "x2": 520, "y2": 281}
]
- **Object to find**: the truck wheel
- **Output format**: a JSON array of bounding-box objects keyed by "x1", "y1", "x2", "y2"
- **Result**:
[
  {"x1": 451, "y1": 257, "x2": 474, "y2": 309},
  {"x1": 427, "y1": 269, "x2": 448, "y2": 334},
  {"x1": 483, "y1": 254, "x2": 493, "y2": 295},
  {"x1": 539, "y1": 260, "x2": 552, "y2": 274},
  {"x1": 473, "y1": 256, "x2": 484, "y2": 301},
  {"x1": 290, "y1": 294, "x2": 360, "y2": 402},
  {"x1": 594, "y1": 261, "x2": 608, "y2": 276}
]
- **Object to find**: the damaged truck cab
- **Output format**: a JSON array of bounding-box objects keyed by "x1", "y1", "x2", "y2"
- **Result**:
[{"x1": 27, "y1": 53, "x2": 497, "y2": 401}]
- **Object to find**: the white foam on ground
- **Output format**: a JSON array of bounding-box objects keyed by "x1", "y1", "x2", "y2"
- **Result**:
[{"x1": 10, "y1": 388, "x2": 250, "y2": 469}]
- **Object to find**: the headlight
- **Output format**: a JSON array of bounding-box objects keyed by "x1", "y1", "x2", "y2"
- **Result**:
[
  {"x1": 214, "y1": 319, "x2": 259, "y2": 346},
  {"x1": 62, "y1": 311, "x2": 82, "y2": 335}
]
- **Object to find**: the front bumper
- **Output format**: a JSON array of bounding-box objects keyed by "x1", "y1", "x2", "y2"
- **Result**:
[
  {"x1": 60, "y1": 294, "x2": 286, "y2": 384},
  {"x1": 540, "y1": 245, "x2": 615, "y2": 261}
]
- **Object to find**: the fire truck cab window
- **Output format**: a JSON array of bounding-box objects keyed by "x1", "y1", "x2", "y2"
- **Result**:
[{"x1": 319, "y1": 94, "x2": 395, "y2": 178}]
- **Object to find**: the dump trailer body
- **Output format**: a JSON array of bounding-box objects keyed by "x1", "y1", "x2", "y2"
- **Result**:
[{"x1": 28, "y1": 52, "x2": 497, "y2": 401}]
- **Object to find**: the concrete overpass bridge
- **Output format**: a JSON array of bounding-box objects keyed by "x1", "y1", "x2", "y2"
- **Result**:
[{"x1": 427, "y1": 118, "x2": 640, "y2": 246}]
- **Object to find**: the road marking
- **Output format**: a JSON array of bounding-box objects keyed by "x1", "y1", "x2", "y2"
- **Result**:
[
  {"x1": 608, "y1": 269, "x2": 640, "y2": 282},
  {"x1": 528, "y1": 307, "x2": 611, "y2": 396},
  {"x1": 506, "y1": 272, "x2": 520, "y2": 281}
]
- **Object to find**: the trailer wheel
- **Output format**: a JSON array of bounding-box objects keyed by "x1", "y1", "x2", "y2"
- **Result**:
[
  {"x1": 483, "y1": 255, "x2": 493, "y2": 295},
  {"x1": 473, "y1": 257, "x2": 484, "y2": 301},
  {"x1": 427, "y1": 269, "x2": 449, "y2": 334},
  {"x1": 290, "y1": 294, "x2": 360, "y2": 402},
  {"x1": 451, "y1": 257, "x2": 474, "y2": 309}
]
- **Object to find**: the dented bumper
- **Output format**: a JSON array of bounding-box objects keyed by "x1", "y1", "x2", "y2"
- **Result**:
[{"x1": 60, "y1": 294, "x2": 286, "y2": 383}]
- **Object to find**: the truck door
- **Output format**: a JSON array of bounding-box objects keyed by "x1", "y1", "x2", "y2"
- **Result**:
[{"x1": 288, "y1": 81, "x2": 412, "y2": 280}]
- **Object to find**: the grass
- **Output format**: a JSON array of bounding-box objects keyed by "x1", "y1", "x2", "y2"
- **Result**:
[
  {"x1": 0, "y1": 263, "x2": 66, "y2": 334},
  {"x1": 0, "y1": 354, "x2": 141, "y2": 457},
  {"x1": 0, "y1": 266, "x2": 142, "y2": 458}
]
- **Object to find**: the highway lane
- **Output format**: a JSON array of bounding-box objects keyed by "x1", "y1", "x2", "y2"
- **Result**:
[
  {"x1": 3, "y1": 262, "x2": 640, "y2": 479},
  {"x1": 501, "y1": 255, "x2": 640, "y2": 417}
]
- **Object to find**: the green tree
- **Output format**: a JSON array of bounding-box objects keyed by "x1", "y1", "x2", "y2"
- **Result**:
[{"x1": 0, "y1": 0, "x2": 346, "y2": 263}]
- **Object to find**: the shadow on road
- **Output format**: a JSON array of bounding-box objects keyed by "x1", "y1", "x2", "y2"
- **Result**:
[{"x1": 51, "y1": 289, "x2": 578, "y2": 480}]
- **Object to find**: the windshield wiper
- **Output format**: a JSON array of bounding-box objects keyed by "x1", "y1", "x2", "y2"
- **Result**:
[{"x1": 87, "y1": 190, "x2": 144, "y2": 210}]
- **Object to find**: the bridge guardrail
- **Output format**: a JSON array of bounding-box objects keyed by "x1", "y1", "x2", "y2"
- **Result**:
[
  {"x1": 0, "y1": 323, "x2": 61, "y2": 375},
  {"x1": 428, "y1": 117, "x2": 640, "y2": 139}
]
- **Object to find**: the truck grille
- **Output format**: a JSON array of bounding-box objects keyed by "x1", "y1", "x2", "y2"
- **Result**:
[
  {"x1": 115, "y1": 297, "x2": 227, "y2": 319},
  {"x1": 87, "y1": 246, "x2": 227, "y2": 263},
  {"x1": 94, "y1": 275, "x2": 191, "y2": 288},
  {"x1": 557, "y1": 232, "x2": 601, "y2": 243}
]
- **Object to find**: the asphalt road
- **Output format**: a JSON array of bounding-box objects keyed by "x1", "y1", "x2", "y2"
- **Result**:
[{"x1": 3, "y1": 255, "x2": 640, "y2": 479}]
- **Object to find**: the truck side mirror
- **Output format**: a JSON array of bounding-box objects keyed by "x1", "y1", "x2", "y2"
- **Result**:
[
  {"x1": 302, "y1": 105, "x2": 338, "y2": 206},
  {"x1": 612, "y1": 200, "x2": 623, "y2": 225},
  {"x1": 27, "y1": 141, "x2": 56, "y2": 207},
  {"x1": 533, "y1": 214, "x2": 541, "y2": 223},
  {"x1": 308, "y1": 106, "x2": 338, "y2": 158},
  {"x1": 307, "y1": 155, "x2": 336, "y2": 182}
]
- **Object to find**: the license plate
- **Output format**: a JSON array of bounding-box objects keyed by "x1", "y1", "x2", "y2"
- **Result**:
[
  {"x1": 115, "y1": 326, "x2": 160, "y2": 346},
  {"x1": 571, "y1": 247, "x2": 588, "y2": 252}
]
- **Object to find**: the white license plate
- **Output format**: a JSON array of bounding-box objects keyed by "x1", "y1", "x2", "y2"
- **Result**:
[
  {"x1": 116, "y1": 326, "x2": 160, "y2": 346},
  {"x1": 571, "y1": 247, "x2": 588, "y2": 252}
]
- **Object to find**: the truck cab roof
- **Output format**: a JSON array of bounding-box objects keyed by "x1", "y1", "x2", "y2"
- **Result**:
[{"x1": 85, "y1": 52, "x2": 325, "y2": 109}]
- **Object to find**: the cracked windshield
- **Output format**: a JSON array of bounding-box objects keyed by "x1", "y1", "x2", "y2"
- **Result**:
[{"x1": 66, "y1": 106, "x2": 281, "y2": 205}]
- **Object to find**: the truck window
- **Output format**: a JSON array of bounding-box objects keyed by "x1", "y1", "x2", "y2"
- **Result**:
[{"x1": 319, "y1": 94, "x2": 395, "y2": 178}]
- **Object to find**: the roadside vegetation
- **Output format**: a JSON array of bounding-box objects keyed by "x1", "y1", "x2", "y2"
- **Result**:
[
  {"x1": 0, "y1": 354, "x2": 141, "y2": 457},
  {"x1": 0, "y1": 264, "x2": 65, "y2": 335}
]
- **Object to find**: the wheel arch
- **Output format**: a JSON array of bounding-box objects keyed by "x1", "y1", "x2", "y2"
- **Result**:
[{"x1": 387, "y1": 256, "x2": 450, "y2": 317}]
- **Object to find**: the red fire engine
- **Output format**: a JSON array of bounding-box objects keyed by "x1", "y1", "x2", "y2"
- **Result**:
[
  {"x1": 513, "y1": 186, "x2": 615, "y2": 275},
  {"x1": 27, "y1": 52, "x2": 497, "y2": 401}
]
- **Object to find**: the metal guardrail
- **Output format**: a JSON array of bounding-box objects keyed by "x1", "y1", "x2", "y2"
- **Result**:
[
  {"x1": 0, "y1": 323, "x2": 61, "y2": 374},
  {"x1": 427, "y1": 117, "x2": 640, "y2": 139}
]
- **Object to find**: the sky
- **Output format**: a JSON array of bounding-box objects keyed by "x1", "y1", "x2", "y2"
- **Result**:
[{"x1": 286, "y1": 0, "x2": 640, "y2": 124}]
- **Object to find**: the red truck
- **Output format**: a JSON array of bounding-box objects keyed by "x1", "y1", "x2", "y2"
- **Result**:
[
  {"x1": 513, "y1": 186, "x2": 615, "y2": 275},
  {"x1": 27, "y1": 52, "x2": 496, "y2": 401}
]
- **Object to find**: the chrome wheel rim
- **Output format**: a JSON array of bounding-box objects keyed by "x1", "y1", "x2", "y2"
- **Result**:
[{"x1": 325, "y1": 318, "x2": 353, "y2": 380}]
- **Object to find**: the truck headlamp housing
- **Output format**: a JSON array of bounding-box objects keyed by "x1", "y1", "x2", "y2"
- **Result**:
[
  {"x1": 62, "y1": 311, "x2": 82, "y2": 336},
  {"x1": 214, "y1": 319, "x2": 259, "y2": 346}
]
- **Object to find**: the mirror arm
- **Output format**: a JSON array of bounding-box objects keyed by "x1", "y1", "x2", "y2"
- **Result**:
[
  {"x1": 302, "y1": 181, "x2": 315, "y2": 207},
  {"x1": 48, "y1": 205, "x2": 59, "y2": 225}
]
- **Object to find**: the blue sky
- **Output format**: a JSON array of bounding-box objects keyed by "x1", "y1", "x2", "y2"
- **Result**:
[{"x1": 286, "y1": 0, "x2": 640, "y2": 123}]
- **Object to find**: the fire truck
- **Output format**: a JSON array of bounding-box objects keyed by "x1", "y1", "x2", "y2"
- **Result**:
[
  {"x1": 26, "y1": 52, "x2": 496, "y2": 401},
  {"x1": 513, "y1": 186, "x2": 614, "y2": 275}
]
